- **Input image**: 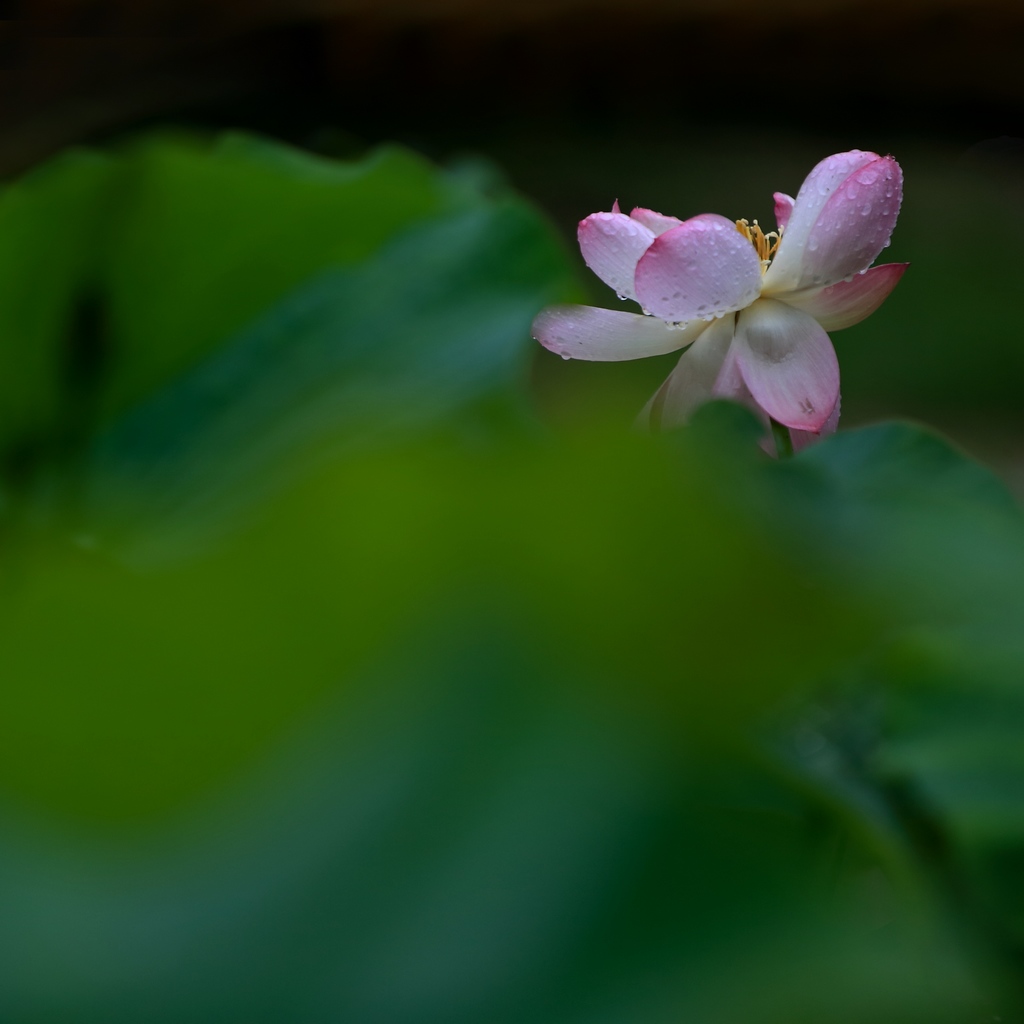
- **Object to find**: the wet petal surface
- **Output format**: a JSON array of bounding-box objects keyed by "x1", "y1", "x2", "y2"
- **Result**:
[
  {"x1": 634, "y1": 214, "x2": 763, "y2": 323},
  {"x1": 732, "y1": 299, "x2": 840, "y2": 432},
  {"x1": 764, "y1": 151, "x2": 901, "y2": 293},
  {"x1": 532, "y1": 304, "x2": 704, "y2": 361},
  {"x1": 578, "y1": 212, "x2": 656, "y2": 302}
]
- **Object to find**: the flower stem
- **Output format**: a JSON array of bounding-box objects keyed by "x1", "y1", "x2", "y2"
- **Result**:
[{"x1": 770, "y1": 418, "x2": 794, "y2": 459}]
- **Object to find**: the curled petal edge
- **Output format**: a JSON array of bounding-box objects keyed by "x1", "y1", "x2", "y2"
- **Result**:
[
  {"x1": 780, "y1": 263, "x2": 908, "y2": 332},
  {"x1": 773, "y1": 192, "x2": 795, "y2": 232}
]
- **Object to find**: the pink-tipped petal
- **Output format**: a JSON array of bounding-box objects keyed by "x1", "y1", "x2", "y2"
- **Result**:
[
  {"x1": 732, "y1": 299, "x2": 840, "y2": 432},
  {"x1": 764, "y1": 151, "x2": 902, "y2": 293},
  {"x1": 578, "y1": 211, "x2": 655, "y2": 302},
  {"x1": 790, "y1": 393, "x2": 841, "y2": 452},
  {"x1": 634, "y1": 214, "x2": 763, "y2": 322},
  {"x1": 713, "y1": 345, "x2": 768, "y2": 421},
  {"x1": 630, "y1": 207, "x2": 684, "y2": 236},
  {"x1": 638, "y1": 314, "x2": 735, "y2": 430},
  {"x1": 773, "y1": 192, "x2": 795, "y2": 231},
  {"x1": 781, "y1": 263, "x2": 908, "y2": 331},
  {"x1": 763, "y1": 151, "x2": 878, "y2": 289},
  {"x1": 800, "y1": 157, "x2": 902, "y2": 287},
  {"x1": 533, "y1": 304, "x2": 705, "y2": 362}
]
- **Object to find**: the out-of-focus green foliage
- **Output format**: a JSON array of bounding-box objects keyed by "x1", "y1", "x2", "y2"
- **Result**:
[
  {"x1": 0, "y1": 134, "x2": 1022, "y2": 1023},
  {"x1": 0, "y1": 148, "x2": 113, "y2": 458}
]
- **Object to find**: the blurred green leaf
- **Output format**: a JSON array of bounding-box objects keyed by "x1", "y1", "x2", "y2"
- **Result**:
[
  {"x1": 97, "y1": 135, "x2": 476, "y2": 422},
  {"x1": 86, "y1": 198, "x2": 573, "y2": 545},
  {"x1": 0, "y1": 410, "x2": 1003, "y2": 1020},
  {"x1": 746, "y1": 420, "x2": 1024, "y2": 1001},
  {"x1": 2, "y1": 133, "x2": 1024, "y2": 1023},
  {"x1": 0, "y1": 131, "x2": 580, "y2": 821},
  {"x1": 0, "y1": 132, "x2": 576, "y2": 502},
  {"x1": 0, "y1": 607, "x2": 983, "y2": 1024},
  {"x1": 0, "y1": 149, "x2": 114, "y2": 463},
  {"x1": 764, "y1": 421, "x2": 1024, "y2": 626}
]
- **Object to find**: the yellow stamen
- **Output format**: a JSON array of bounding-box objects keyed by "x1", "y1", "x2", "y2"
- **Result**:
[{"x1": 735, "y1": 218, "x2": 782, "y2": 274}]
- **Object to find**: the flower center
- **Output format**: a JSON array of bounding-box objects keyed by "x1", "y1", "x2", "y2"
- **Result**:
[{"x1": 735, "y1": 219, "x2": 781, "y2": 274}]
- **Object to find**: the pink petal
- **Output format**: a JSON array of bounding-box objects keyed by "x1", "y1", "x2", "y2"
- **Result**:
[
  {"x1": 732, "y1": 299, "x2": 840, "y2": 432},
  {"x1": 781, "y1": 263, "x2": 908, "y2": 331},
  {"x1": 764, "y1": 151, "x2": 902, "y2": 293},
  {"x1": 713, "y1": 345, "x2": 768, "y2": 421},
  {"x1": 630, "y1": 207, "x2": 684, "y2": 236},
  {"x1": 633, "y1": 214, "x2": 763, "y2": 323},
  {"x1": 637, "y1": 315, "x2": 735, "y2": 430},
  {"x1": 790, "y1": 394, "x2": 841, "y2": 452},
  {"x1": 532, "y1": 304, "x2": 705, "y2": 362},
  {"x1": 763, "y1": 151, "x2": 877, "y2": 290},
  {"x1": 773, "y1": 192, "x2": 795, "y2": 231},
  {"x1": 578, "y1": 211, "x2": 656, "y2": 302}
]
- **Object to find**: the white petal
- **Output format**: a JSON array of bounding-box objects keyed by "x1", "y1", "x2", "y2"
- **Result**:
[
  {"x1": 637, "y1": 315, "x2": 735, "y2": 430},
  {"x1": 533, "y1": 304, "x2": 704, "y2": 362}
]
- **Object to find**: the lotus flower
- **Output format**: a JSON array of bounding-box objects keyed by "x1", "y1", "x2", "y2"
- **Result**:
[{"x1": 532, "y1": 151, "x2": 906, "y2": 450}]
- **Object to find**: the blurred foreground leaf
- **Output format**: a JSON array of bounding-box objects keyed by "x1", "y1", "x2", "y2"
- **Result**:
[
  {"x1": 0, "y1": 136, "x2": 1022, "y2": 1022},
  {"x1": 0, "y1": 132, "x2": 576, "y2": 507},
  {"x1": 2, "y1": 413, "x2": 1018, "y2": 1022}
]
